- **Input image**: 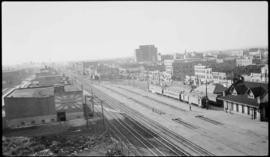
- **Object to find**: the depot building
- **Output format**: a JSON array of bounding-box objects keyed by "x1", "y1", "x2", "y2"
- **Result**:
[{"x1": 4, "y1": 85, "x2": 83, "y2": 128}]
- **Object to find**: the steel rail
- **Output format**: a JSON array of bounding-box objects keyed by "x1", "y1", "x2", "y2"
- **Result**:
[{"x1": 92, "y1": 84, "x2": 214, "y2": 156}]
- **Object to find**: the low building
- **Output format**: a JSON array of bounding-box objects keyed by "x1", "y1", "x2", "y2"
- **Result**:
[
  {"x1": 30, "y1": 75, "x2": 69, "y2": 87},
  {"x1": 216, "y1": 58, "x2": 224, "y2": 63},
  {"x1": 4, "y1": 85, "x2": 83, "y2": 128},
  {"x1": 192, "y1": 83, "x2": 227, "y2": 106},
  {"x1": 236, "y1": 56, "x2": 253, "y2": 66},
  {"x1": 161, "y1": 54, "x2": 174, "y2": 61},
  {"x1": 243, "y1": 73, "x2": 262, "y2": 82},
  {"x1": 218, "y1": 80, "x2": 268, "y2": 121},
  {"x1": 242, "y1": 64, "x2": 268, "y2": 83}
]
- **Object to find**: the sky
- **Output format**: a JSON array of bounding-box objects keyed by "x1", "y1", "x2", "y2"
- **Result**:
[{"x1": 2, "y1": 1, "x2": 268, "y2": 65}]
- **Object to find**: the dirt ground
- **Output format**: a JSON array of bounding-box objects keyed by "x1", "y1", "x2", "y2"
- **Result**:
[{"x1": 2, "y1": 115, "x2": 128, "y2": 156}]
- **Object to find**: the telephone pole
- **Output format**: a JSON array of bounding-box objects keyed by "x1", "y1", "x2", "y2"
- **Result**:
[
  {"x1": 100, "y1": 100, "x2": 105, "y2": 129},
  {"x1": 205, "y1": 79, "x2": 208, "y2": 109},
  {"x1": 84, "y1": 95, "x2": 89, "y2": 128}
]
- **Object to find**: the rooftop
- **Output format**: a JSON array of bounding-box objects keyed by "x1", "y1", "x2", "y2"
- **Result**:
[
  {"x1": 218, "y1": 94, "x2": 259, "y2": 108},
  {"x1": 64, "y1": 85, "x2": 81, "y2": 92},
  {"x1": 6, "y1": 86, "x2": 54, "y2": 98}
]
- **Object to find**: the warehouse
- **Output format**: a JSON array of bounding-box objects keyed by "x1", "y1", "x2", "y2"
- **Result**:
[
  {"x1": 4, "y1": 86, "x2": 56, "y2": 128},
  {"x1": 4, "y1": 85, "x2": 83, "y2": 128},
  {"x1": 29, "y1": 74, "x2": 70, "y2": 88}
]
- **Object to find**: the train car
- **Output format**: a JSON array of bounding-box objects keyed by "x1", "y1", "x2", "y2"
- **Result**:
[
  {"x1": 149, "y1": 85, "x2": 163, "y2": 95},
  {"x1": 180, "y1": 91, "x2": 189, "y2": 103},
  {"x1": 163, "y1": 87, "x2": 181, "y2": 100},
  {"x1": 188, "y1": 94, "x2": 202, "y2": 107}
]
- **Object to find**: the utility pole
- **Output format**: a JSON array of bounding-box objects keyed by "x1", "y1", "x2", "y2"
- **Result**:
[
  {"x1": 84, "y1": 95, "x2": 89, "y2": 128},
  {"x1": 205, "y1": 79, "x2": 208, "y2": 109},
  {"x1": 91, "y1": 95, "x2": 94, "y2": 117},
  {"x1": 158, "y1": 71, "x2": 161, "y2": 86},
  {"x1": 100, "y1": 100, "x2": 105, "y2": 129}
]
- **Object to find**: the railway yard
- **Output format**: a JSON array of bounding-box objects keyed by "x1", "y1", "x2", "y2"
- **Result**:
[
  {"x1": 65, "y1": 69, "x2": 268, "y2": 156},
  {"x1": 2, "y1": 69, "x2": 268, "y2": 156}
]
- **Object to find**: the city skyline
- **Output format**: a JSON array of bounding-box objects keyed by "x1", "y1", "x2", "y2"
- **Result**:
[{"x1": 3, "y1": 1, "x2": 268, "y2": 65}]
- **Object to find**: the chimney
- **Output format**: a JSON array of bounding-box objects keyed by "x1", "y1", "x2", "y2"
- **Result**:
[{"x1": 257, "y1": 97, "x2": 261, "y2": 104}]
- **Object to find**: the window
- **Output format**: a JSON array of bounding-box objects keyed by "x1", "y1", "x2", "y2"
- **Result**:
[
  {"x1": 232, "y1": 88, "x2": 237, "y2": 96},
  {"x1": 247, "y1": 90, "x2": 254, "y2": 99}
]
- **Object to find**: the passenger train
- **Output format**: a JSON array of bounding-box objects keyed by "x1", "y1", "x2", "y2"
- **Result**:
[{"x1": 148, "y1": 84, "x2": 207, "y2": 108}]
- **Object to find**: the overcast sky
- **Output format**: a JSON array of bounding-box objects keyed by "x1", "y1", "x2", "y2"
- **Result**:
[{"x1": 2, "y1": 1, "x2": 268, "y2": 65}]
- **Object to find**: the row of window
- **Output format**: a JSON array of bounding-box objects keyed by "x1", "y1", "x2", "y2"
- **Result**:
[
  {"x1": 228, "y1": 102, "x2": 251, "y2": 115},
  {"x1": 20, "y1": 118, "x2": 55, "y2": 126}
]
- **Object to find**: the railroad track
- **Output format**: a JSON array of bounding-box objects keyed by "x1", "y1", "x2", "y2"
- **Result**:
[
  {"x1": 103, "y1": 86, "x2": 166, "y2": 115},
  {"x1": 90, "y1": 84, "x2": 214, "y2": 156},
  {"x1": 93, "y1": 90, "x2": 189, "y2": 156},
  {"x1": 95, "y1": 105, "x2": 167, "y2": 156},
  {"x1": 195, "y1": 115, "x2": 223, "y2": 126},
  {"x1": 85, "y1": 89, "x2": 171, "y2": 156},
  {"x1": 116, "y1": 85, "x2": 223, "y2": 127},
  {"x1": 116, "y1": 85, "x2": 187, "y2": 112},
  {"x1": 172, "y1": 118, "x2": 198, "y2": 129},
  {"x1": 102, "y1": 114, "x2": 141, "y2": 156},
  {"x1": 65, "y1": 72, "x2": 215, "y2": 156}
]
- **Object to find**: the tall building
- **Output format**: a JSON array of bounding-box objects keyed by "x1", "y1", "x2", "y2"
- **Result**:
[{"x1": 135, "y1": 45, "x2": 158, "y2": 63}]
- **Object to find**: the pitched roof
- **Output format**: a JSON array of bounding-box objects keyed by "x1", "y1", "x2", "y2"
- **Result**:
[
  {"x1": 193, "y1": 83, "x2": 227, "y2": 94},
  {"x1": 213, "y1": 83, "x2": 227, "y2": 94},
  {"x1": 234, "y1": 84, "x2": 248, "y2": 94},
  {"x1": 218, "y1": 94, "x2": 259, "y2": 108},
  {"x1": 228, "y1": 81, "x2": 268, "y2": 97},
  {"x1": 245, "y1": 82, "x2": 268, "y2": 91},
  {"x1": 249, "y1": 87, "x2": 266, "y2": 98}
]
